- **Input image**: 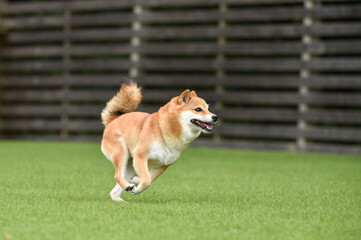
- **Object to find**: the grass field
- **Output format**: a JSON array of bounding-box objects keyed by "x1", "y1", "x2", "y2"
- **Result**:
[{"x1": 0, "y1": 141, "x2": 360, "y2": 240}]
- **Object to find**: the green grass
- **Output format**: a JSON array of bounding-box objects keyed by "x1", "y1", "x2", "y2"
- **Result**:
[{"x1": 0, "y1": 141, "x2": 360, "y2": 240}]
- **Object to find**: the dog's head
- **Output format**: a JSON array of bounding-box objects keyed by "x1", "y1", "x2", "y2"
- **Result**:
[{"x1": 175, "y1": 89, "x2": 218, "y2": 134}]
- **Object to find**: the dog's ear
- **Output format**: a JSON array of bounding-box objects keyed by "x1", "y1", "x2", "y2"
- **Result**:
[
  {"x1": 190, "y1": 90, "x2": 198, "y2": 98},
  {"x1": 178, "y1": 89, "x2": 191, "y2": 104}
]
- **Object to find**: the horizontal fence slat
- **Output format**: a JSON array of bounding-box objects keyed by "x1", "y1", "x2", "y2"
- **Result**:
[
  {"x1": 6, "y1": 23, "x2": 361, "y2": 43},
  {"x1": 138, "y1": 58, "x2": 302, "y2": 71},
  {"x1": 3, "y1": 5, "x2": 360, "y2": 30},
  {"x1": 304, "y1": 75, "x2": 361, "y2": 88},
  {"x1": 4, "y1": 41, "x2": 361, "y2": 58},
  {"x1": 0, "y1": 105, "x2": 103, "y2": 117},
  {"x1": 306, "y1": 93, "x2": 361, "y2": 106},
  {"x1": 304, "y1": 110, "x2": 361, "y2": 124},
  {"x1": 194, "y1": 139, "x2": 296, "y2": 152},
  {"x1": 2, "y1": 42, "x2": 322, "y2": 58},
  {"x1": 1, "y1": 59, "x2": 303, "y2": 72},
  {"x1": 0, "y1": 1, "x2": 304, "y2": 14},
  {"x1": 219, "y1": 108, "x2": 299, "y2": 122},
  {"x1": 217, "y1": 124, "x2": 298, "y2": 139},
  {"x1": 1, "y1": 119, "x2": 102, "y2": 132},
  {"x1": 308, "y1": 58, "x2": 361, "y2": 71},
  {"x1": 0, "y1": 75, "x2": 301, "y2": 88},
  {"x1": 303, "y1": 127, "x2": 361, "y2": 142},
  {"x1": 2, "y1": 59, "x2": 132, "y2": 72}
]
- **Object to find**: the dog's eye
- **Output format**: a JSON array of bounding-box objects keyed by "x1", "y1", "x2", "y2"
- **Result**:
[{"x1": 195, "y1": 108, "x2": 202, "y2": 112}]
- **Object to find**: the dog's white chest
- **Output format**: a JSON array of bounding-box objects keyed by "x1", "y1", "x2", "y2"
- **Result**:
[{"x1": 148, "y1": 142, "x2": 182, "y2": 166}]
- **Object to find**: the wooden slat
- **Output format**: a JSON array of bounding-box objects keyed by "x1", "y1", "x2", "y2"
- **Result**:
[
  {"x1": 5, "y1": 23, "x2": 361, "y2": 43},
  {"x1": 2, "y1": 42, "x2": 320, "y2": 58},
  {"x1": 306, "y1": 93, "x2": 361, "y2": 106},
  {"x1": 137, "y1": 75, "x2": 302, "y2": 88},
  {"x1": 138, "y1": 58, "x2": 302, "y2": 71},
  {"x1": 1, "y1": 16, "x2": 65, "y2": 29},
  {"x1": 0, "y1": 75, "x2": 301, "y2": 88},
  {"x1": 308, "y1": 58, "x2": 361, "y2": 71},
  {"x1": 0, "y1": 1, "x2": 303, "y2": 14},
  {"x1": 194, "y1": 138, "x2": 296, "y2": 152},
  {"x1": 322, "y1": 40, "x2": 361, "y2": 54},
  {"x1": 2, "y1": 5, "x2": 361, "y2": 29},
  {"x1": 303, "y1": 127, "x2": 361, "y2": 142},
  {"x1": 1, "y1": 119, "x2": 102, "y2": 132},
  {"x1": 218, "y1": 108, "x2": 299, "y2": 122},
  {"x1": 5, "y1": 40, "x2": 361, "y2": 58},
  {"x1": 0, "y1": 1, "x2": 132, "y2": 14},
  {"x1": 2, "y1": 59, "x2": 131, "y2": 72},
  {"x1": 0, "y1": 105, "x2": 103, "y2": 117},
  {"x1": 304, "y1": 110, "x2": 361, "y2": 124},
  {"x1": 304, "y1": 75, "x2": 361, "y2": 88},
  {"x1": 1, "y1": 58, "x2": 301, "y2": 72},
  {"x1": 0, "y1": 75, "x2": 123, "y2": 87},
  {"x1": 219, "y1": 108, "x2": 361, "y2": 124},
  {"x1": 217, "y1": 123, "x2": 298, "y2": 139},
  {"x1": 7, "y1": 29, "x2": 133, "y2": 43}
]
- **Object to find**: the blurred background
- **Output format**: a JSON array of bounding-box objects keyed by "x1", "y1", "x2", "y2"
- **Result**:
[{"x1": 0, "y1": 0, "x2": 360, "y2": 154}]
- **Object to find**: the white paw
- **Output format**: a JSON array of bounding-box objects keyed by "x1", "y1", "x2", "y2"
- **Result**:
[
  {"x1": 130, "y1": 176, "x2": 140, "y2": 185},
  {"x1": 111, "y1": 196, "x2": 128, "y2": 203},
  {"x1": 110, "y1": 193, "x2": 128, "y2": 203},
  {"x1": 131, "y1": 186, "x2": 140, "y2": 195}
]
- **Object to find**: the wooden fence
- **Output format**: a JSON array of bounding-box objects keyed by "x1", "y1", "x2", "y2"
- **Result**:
[{"x1": 0, "y1": 0, "x2": 360, "y2": 154}]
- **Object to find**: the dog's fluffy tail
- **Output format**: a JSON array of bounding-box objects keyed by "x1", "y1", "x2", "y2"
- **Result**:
[{"x1": 101, "y1": 81, "x2": 142, "y2": 126}]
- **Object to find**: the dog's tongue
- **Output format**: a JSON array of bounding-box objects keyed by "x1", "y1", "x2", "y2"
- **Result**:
[{"x1": 201, "y1": 121, "x2": 213, "y2": 130}]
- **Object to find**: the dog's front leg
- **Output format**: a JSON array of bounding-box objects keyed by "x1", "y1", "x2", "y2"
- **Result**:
[
  {"x1": 132, "y1": 153, "x2": 151, "y2": 194},
  {"x1": 150, "y1": 165, "x2": 168, "y2": 182},
  {"x1": 130, "y1": 165, "x2": 168, "y2": 185}
]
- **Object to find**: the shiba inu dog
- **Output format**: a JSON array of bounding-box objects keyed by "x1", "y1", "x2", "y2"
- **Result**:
[{"x1": 101, "y1": 81, "x2": 218, "y2": 202}]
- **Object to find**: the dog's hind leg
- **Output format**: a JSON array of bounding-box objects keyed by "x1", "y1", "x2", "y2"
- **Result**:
[
  {"x1": 110, "y1": 161, "x2": 137, "y2": 202},
  {"x1": 112, "y1": 137, "x2": 135, "y2": 193}
]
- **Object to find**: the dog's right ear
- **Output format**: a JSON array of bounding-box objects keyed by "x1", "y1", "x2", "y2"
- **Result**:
[{"x1": 178, "y1": 89, "x2": 191, "y2": 104}]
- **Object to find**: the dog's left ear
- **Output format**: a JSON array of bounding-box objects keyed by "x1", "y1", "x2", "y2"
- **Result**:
[
  {"x1": 178, "y1": 89, "x2": 191, "y2": 104},
  {"x1": 190, "y1": 90, "x2": 198, "y2": 98}
]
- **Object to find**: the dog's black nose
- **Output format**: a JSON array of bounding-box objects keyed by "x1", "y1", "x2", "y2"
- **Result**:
[{"x1": 212, "y1": 115, "x2": 218, "y2": 122}]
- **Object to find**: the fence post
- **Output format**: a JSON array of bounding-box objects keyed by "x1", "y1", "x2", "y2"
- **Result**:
[
  {"x1": 0, "y1": 2, "x2": 5, "y2": 140},
  {"x1": 130, "y1": 5, "x2": 143, "y2": 80},
  {"x1": 298, "y1": 0, "x2": 315, "y2": 151},
  {"x1": 61, "y1": 4, "x2": 71, "y2": 139},
  {"x1": 215, "y1": 2, "x2": 227, "y2": 144}
]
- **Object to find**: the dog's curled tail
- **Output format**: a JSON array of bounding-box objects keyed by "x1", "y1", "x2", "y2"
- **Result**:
[{"x1": 101, "y1": 81, "x2": 142, "y2": 126}]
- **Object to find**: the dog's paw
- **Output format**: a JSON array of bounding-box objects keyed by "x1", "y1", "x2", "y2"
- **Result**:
[
  {"x1": 125, "y1": 184, "x2": 135, "y2": 191},
  {"x1": 130, "y1": 176, "x2": 140, "y2": 185},
  {"x1": 111, "y1": 196, "x2": 129, "y2": 203},
  {"x1": 131, "y1": 186, "x2": 139, "y2": 195}
]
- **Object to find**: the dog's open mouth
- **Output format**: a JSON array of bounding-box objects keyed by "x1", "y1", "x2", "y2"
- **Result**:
[{"x1": 191, "y1": 119, "x2": 213, "y2": 132}]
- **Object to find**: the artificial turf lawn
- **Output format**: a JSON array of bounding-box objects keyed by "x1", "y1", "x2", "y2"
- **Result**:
[{"x1": 0, "y1": 141, "x2": 360, "y2": 240}]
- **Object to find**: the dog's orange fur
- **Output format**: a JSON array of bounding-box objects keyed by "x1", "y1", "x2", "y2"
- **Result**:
[{"x1": 101, "y1": 81, "x2": 216, "y2": 199}]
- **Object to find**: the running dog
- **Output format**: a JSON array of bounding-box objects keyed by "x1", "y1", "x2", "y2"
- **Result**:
[{"x1": 101, "y1": 81, "x2": 217, "y2": 202}]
